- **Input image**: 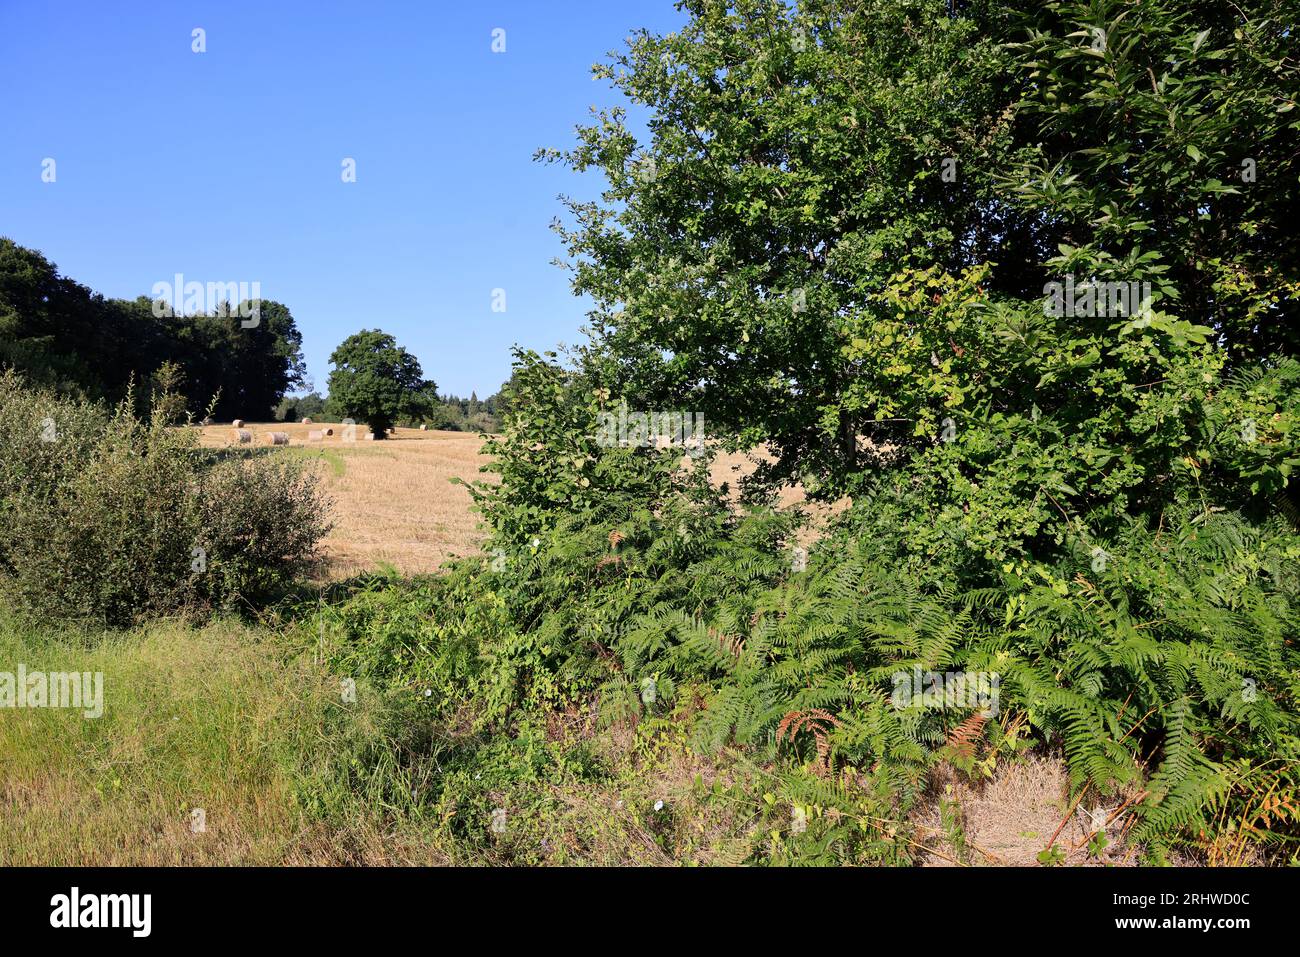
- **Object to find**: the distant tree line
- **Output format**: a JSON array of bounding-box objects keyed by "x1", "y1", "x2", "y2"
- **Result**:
[
  {"x1": 0, "y1": 237, "x2": 306, "y2": 420},
  {"x1": 276, "y1": 390, "x2": 499, "y2": 431},
  {"x1": 276, "y1": 389, "x2": 502, "y2": 432},
  {"x1": 0, "y1": 238, "x2": 506, "y2": 433}
]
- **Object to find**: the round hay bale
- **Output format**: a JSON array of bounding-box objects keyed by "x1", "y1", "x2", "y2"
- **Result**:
[
  {"x1": 302, "y1": 417, "x2": 313, "y2": 425},
  {"x1": 266, "y1": 431, "x2": 290, "y2": 446},
  {"x1": 324, "y1": 427, "x2": 334, "y2": 436},
  {"x1": 307, "y1": 429, "x2": 324, "y2": 442},
  {"x1": 420, "y1": 424, "x2": 428, "y2": 431},
  {"x1": 233, "y1": 429, "x2": 252, "y2": 444},
  {"x1": 362, "y1": 432, "x2": 376, "y2": 441},
  {"x1": 232, "y1": 419, "x2": 245, "y2": 428}
]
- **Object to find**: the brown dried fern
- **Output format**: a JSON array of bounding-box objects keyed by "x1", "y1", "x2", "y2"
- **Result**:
[
  {"x1": 777, "y1": 709, "x2": 843, "y2": 775},
  {"x1": 946, "y1": 712, "x2": 988, "y2": 762}
]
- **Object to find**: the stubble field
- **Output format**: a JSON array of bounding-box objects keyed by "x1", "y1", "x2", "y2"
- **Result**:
[
  {"x1": 198, "y1": 423, "x2": 491, "y2": 578},
  {"x1": 196, "y1": 422, "x2": 829, "y2": 579}
]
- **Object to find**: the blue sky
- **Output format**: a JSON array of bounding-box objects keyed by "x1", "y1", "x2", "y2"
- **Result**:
[{"x1": 0, "y1": 1, "x2": 683, "y2": 397}]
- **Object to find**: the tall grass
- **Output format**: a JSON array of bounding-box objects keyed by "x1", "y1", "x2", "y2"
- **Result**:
[{"x1": 0, "y1": 610, "x2": 424, "y2": 864}]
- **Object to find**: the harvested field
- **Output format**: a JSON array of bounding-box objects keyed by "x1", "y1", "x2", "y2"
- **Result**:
[
  {"x1": 198, "y1": 423, "x2": 492, "y2": 578},
  {"x1": 196, "y1": 423, "x2": 838, "y2": 578}
]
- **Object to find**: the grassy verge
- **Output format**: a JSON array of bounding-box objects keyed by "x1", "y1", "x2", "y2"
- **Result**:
[
  {"x1": 0, "y1": 606, "x2": 1150, "y2": 866},
  {"x1": 0, "y1": 613, "x2": 351, "y2": 864},
  {"x1": 0, "y1": 611, "x2": 825, "y2": 865},
  {"x1": 0, "y1": 612, "x2": 774, "y2": 865}
]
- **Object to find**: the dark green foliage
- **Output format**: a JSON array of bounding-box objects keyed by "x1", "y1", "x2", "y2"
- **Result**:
[
  {"x1": 0, "y1": 238, "x2": 307, "y2": 420},
  {"x1": 276, "y1": 391, "x2": 328, "y2": 423},
  {"x1": 415, "y1": 391, "x2": 503, "y2": 433},
  {"x1": 326, "y1": 329, "x2": 436, "y2": 438},
  {"x1": 410, "y1": 0, "x2": 1300, "y2": 861},
  {"x1": 300, "y1": 327, "x2": 1299, "y2": 862},
  {"x1": 0, "y1": 372, "x2": 332, "y2": 626},
  {"x1": 1008, "y1": 0, "x2": 1300, "y2": 364}
]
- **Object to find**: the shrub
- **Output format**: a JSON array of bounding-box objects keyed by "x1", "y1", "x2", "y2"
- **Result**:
[
  {"x1": 0, "y1": 370, "x2": 332, "y2": 626},
  {"x1": 344, "y1": 348, "x2": 1298, "y2": 862},
  {"x1": 196, "y1": 454, "x2": 332, "y2": 609}
]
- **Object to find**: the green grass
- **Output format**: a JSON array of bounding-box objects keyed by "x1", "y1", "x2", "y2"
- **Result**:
[
  {"x1": 288, "y1": 446, "x2": 347, "y2": 478},
  {"x1": 0, "y1": 612, "x2": 355, "y2": 864},
  {"x1": 0, "y1": 609, "x2": 812, "y2": 866},
  {"x1": 0, "y1": 600, "x2": 1006, "y2": 867}
]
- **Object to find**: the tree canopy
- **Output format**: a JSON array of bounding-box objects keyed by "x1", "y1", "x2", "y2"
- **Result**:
[
  {"x1": 0, "y1": 237, "x2": 306, "y2": 420},
  {"x1": 443, "y1": 0, "x2": 1300, "y2": 858},
  {"x1": 326, "y1": 329, "x2": 437, "y2": 437},
  {"x1": 545, "y1": 0, "x2": 1299, "y2": 501}
]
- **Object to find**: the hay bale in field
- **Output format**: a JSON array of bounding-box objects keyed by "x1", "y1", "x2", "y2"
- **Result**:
[
  {"x1": 232, "y1": 419, "x2": 245, "y2": 428},
  {"x1": 362, "y1": 432, "x2": 375, "y2": 441},
  {"x1": 266, "y1": 432, "x2": 290, "y2": 446},
  {"x1": 387, "y1": 427, "x2": 395, "y2": 434},
  {"x1": 307, "y1": 429, "x2": 324, "y2": 442},
  {"x1": 420, "y1": 424, "x2": 428, "y2": 431},
  {"x1": 301, "y1": 417, "x2": 313, "y2": 425},
  {"x1": 324, "y1": 427, "x2": 334, "y2": 436},
  {"x1": 233, "y1": 429, "x2": 252, "y2": 444}
]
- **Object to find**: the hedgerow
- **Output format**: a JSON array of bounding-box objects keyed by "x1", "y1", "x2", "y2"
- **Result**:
[{"x1": 253, "y1": 0, "x2": 1300, "y2": 863}]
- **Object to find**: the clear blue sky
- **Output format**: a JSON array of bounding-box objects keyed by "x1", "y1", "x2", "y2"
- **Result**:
[{"x1": 0, "y1": 1, "x2": 682, "y2": 397}]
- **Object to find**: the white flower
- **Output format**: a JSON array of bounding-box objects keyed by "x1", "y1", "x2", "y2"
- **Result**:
[{"x1": 654, "y1": 800, "x2": 664, "y2": 811}]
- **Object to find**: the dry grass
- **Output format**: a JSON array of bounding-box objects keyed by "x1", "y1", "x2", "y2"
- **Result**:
[
  {"x1": 196, "y1": 424, "x2": 839, "y2": 578},
  {"x1": 913, "y1": 754, "x2": 1149, "y2": 866},
  {"x1": 198, "y1": 422, "x2": 492, "y2": 578},
  {"x1": 707, "y1": 446, "x2": 849, "y2": 546}
]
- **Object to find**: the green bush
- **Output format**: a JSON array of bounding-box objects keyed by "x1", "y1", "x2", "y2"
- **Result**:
[
  {"x1": 0, "y1": 370, "x2": 332, "y2": 626},
  {"x1": 312, "y1": 347, "x2": 1298, "y2": 863},
  {"x1": 196, "y1": 454, "x2": 333, "y2": 609}
]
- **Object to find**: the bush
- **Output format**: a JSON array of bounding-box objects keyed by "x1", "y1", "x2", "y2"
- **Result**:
[
  {"x1": 197, "y1": 454, "x2": 333, "y2": 609},
  {"x1": 333, "y1": 348, "x2": 1298, "y2": 863},
  {"x1": 0, "y1": 370, "x2": 332, "y2": 626}
]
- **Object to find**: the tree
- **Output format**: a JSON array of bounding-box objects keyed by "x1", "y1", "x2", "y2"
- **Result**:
[
  {"x1": 543, "y1": 0, "x2": 1040, "y2": 493},
  {"x1": 501, "y1": 0, "x2": 1300, "y2": 857},
  {"x1": 149, "y1": 360, "x2": 188, "y2": 425},
  {"x1": 0, "y1": 238, "x2": 308, "y2": 420},
  {"x1": 326, "y1": 329, "x2": 435, "y2": 438},
  {"x1": 546, "y1": 0, "x2": 1299, "y2": 500},
  {"x1": 276, "y1": 391, "x2": 326, "y2": 422}
]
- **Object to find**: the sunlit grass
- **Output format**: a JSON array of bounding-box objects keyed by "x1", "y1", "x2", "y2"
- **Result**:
[{"x1": 0, "y1": 613, "x2": 338, "y2": 864}]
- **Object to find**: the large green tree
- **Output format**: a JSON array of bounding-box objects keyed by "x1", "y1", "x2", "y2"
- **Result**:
[
  {"x1": 545, "y1": 0, "x2": 1043, "y2": 491},
  {"x1": 472, "y1": 0, "x2": 1300, "y2": 859},
  {"x1": 326, "y1": 329, "x2": 436, "y2": 438},
  {"x1": 547, "y1": 0, "x2": 1299, "y2": 503}
]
